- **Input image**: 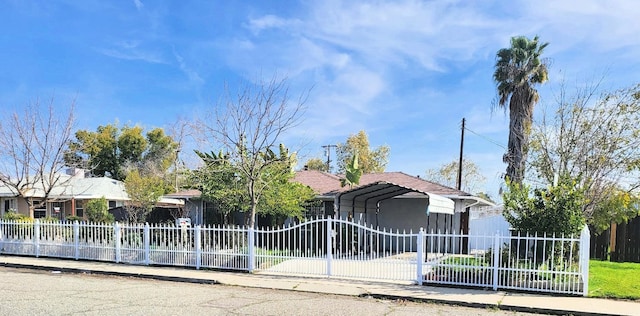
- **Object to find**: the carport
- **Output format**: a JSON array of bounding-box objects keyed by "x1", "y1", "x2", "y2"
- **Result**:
[{"x1": 335, "y1": 181, "x2": 455, "y2": 229}]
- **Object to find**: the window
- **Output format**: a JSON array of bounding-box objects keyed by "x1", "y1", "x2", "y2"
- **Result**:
[
  {"x1": 51, "y1": 202, "x2": 64, "y2": 219},
  {"x1": 3, "y1": 198, "x2": 17, "y2": 213},
  {"x1": 303, "y1": 201, "x2": 326, "y2": 219},
  {"x1": 75, "y1": 200, "x2": 84, "y2": 218},
  {"x1": 34, "y1": 208, "x2": 46, "y2": 218},
  {"x1": 108, "y1": 200, "x2": 116, "y2": 209}
]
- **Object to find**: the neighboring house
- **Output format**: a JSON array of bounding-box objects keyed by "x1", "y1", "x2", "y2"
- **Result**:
[
  {"x1": 163, "y1": 189, "x2": 205, "y2": 225},
  {"x1": 293, "y1": 170, "x2": 494, "y2": 234},
  {"x1": 0, "y1": 168, "x2": 183, "y2": 220},
  {"x1": 469, "y1": 204, "x2": 511, "y2": 237},
  {"x1": 163, "y1": 190, "x2": 247, "y2": 226}
]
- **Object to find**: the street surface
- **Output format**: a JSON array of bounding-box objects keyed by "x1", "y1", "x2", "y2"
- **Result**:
[{"x1": 0, "y1": 267, "x2": 543, "y2": 315}]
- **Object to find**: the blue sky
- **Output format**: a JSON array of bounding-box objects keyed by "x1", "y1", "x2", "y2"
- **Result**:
[{"x1": 2, "y1": 0, "x2": 640, "y2": 199}]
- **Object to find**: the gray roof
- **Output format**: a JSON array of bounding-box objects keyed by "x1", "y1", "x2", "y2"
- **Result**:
[{"x1": 0, "y1": 173, "x2": 182, "y2": 206}]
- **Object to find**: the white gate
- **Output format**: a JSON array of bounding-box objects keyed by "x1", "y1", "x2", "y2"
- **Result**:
[{"x1": 253, "y1": 217, "x2": 421, "y2": 283}]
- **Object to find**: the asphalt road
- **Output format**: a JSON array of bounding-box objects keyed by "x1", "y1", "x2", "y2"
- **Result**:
[{"x1": 0, "y1": 267, "x2": 543, "y2": 315}]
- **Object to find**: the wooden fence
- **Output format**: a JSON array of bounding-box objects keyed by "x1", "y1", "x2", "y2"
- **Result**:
[{"x1": 590, "y1": 216, "x2": 640, "y2": 263}]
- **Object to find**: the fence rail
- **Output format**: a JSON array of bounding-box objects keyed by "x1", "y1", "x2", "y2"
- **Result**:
[{"x1": 0, "y1": 218, "x2": 590, "y2": 296}]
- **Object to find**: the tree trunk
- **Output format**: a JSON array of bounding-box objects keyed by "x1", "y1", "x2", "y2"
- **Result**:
[{"x1": 505, "y1": 88, "x2": 532, "y2": 184}]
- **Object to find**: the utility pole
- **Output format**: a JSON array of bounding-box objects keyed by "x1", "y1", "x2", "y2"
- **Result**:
[
  {"x1": 458, "y1": 118, "x2": 469, "y2": 252},
  {"x1": 175, "y1": 148, "x2": 181, "y2": 192},
  {"x1": 457, "y1": 118, "x2": 465, "y2": 191},
  {"x1": 322, "y1": 144, "x2": 337, "y2": 173}
]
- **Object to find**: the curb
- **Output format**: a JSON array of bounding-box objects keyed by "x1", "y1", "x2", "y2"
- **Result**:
[
  {"x1": 0, "y1": 261, "x2": 627, "y2": 316},
  {"x1": 364, "y1": 293, "x2": 623, "y2": 316},
  {"x1": 0, "y1": 262, "x2": 219, "y2": 285}
]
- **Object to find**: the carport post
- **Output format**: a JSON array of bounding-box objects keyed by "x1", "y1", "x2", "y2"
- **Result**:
[
  {"x1": 326, "y1": 217, "x2": 333, "y2": 277},
  {"x1": 416, "y1": 228, "x2": 424, "y2": 285}
]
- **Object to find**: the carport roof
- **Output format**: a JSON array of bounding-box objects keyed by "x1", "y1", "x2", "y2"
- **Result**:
[
  {"x1": 294, "y1": 170, "x2": 494, "y2": 209},
  {"x1": 337, "y1": 180, "x2": 455, "y2": 215}
]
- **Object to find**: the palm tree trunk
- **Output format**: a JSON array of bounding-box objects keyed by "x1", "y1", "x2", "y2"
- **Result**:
[{"x1": 505, "y1": 88, "x2": 533, "y2": 184}]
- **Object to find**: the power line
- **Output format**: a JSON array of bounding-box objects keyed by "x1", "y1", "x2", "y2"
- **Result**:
[{"x1": 464, "y1": 127, "x2": 506, "y2": 149}]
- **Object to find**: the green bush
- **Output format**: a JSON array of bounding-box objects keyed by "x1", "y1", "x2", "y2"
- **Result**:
[
  {"x1": 85, "y1": 197, "x2": 115, "y2": 223},
  {"x1": 65, "y1": 215, "x2": 84, "y2": 222},
  {"x1": 40, "y1": 216, "x2": 60, "y2": 223},
  {"x1": 2, "y1": 211, "x2": 32, "y2": 221},
  {"x1": 502, "y1": 175, "x2": 585, "y2": 236}
]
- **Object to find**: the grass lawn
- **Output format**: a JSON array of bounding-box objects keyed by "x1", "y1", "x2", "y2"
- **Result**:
[{"x1": 589, "y1": 260, "x2": 640, "y2": 300}]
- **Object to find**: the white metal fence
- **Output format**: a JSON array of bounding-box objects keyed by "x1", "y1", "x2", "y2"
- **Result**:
[{"x1": 0, "y1": 218, "x2": 590, "y2": 296}]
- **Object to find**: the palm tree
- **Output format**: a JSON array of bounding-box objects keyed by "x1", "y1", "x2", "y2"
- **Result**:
[{"x1": 494, "y1": 35, "x2": 549, "y2": 184}]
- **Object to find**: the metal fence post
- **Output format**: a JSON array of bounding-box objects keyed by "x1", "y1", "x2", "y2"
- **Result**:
[
  {"x1": 247, "y1": 226, "x2": 255, "y2": 272},
  {"x1": 580, "y1": 225, "x2": 590, "y2": 296},
  {"x1": 326, "y1": 216, "x2": 333, "y2": 277},
  {"x1": 195, "y1": 225, "x2": 202, "y2": 270},
  {"x1": 114, "y1": 222, "x2": 121, "y2": 263},
  {"x1": 34, "y1": 219, "x2": 40, "y2": 258},
  {"x1": 416, "y1": 228, "x2": 424, "y2": 285},
  {"x1": 74, "y1": 221, "x2": 80, "y2": 260},
  {"x1": 144, "y1": 223, "x2": 150, "y2": 265},
  {"x1": 492, "y1": 232, "x2": 500, "y2": 291}
]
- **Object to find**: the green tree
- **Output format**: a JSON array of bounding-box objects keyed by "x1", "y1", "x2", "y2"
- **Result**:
[
  {"x1": 197, "y1": 76, "x2": 308, "y2": 227},
  {"x1": 66, "y1": 124, "x2": 119, "y2": 178},
  {"x1": 502, "y1": 176, "x2": 585, "y2": 236},
  {"x1": 123, "y1": 170, "x2": 165, "y2": 223},
  {"x1": 494, "y1": 35, "x2": 549, "y2": 184},
  {"x1": 336, "y1": 130, "x2": 389, "y2": 174},
  {"x1": 258, "y1": 147, "x2": 315, "y2": 221},
  {"x1": 85, "y1": 197, "x2": 115, "y2": 223},
  {"x1": 65, "y1": 123, "x2": 178, "y2": 181},
  {"x1": 304, "y1": 158, "x2": 329, "y2": 172},
  {"x1": 191, "y1": 144, "x2": 314, "y2": 224},
  {"x1": 191, "y1": 150, "x2": 248, "y2": 223},
  {"x1": 425, "y1": 157, "x2": 486, "y2": 193},
  {"x1": 590, "y1": 188, "x2": 640, "y2": 234}
]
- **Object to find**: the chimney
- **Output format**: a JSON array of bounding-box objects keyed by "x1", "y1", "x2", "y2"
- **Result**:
[{"x1": 66, "y1": 167, "x2": 85, "y2": 178}]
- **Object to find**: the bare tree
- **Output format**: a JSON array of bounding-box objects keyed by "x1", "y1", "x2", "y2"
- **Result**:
[
  {"x1": 167, "y1": 118, "x2": 194, "y2": 192},
  {"x1": 528, "y1": 81, "x2": 640, "y2": 219},
  {"x1": 198, "y1": 76, "x2": 307, "y2": 227},
  {"x1": 425, "y1": 157, "x2": 486, "y2": 194},
  {"x1": 0, "y1": 98, "x2": 75, "y2": 217}
]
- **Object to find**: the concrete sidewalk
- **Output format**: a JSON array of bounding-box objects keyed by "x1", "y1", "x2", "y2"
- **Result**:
[{"x1": 1, "y1": 255, "x2": 638, "y2": 316}]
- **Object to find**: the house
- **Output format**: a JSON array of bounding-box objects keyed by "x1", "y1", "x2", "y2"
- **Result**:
[
  {"x1": 293, "y1": 170, "x2": 494, "y2": 234},
  {"x1": 162, "y1": 190, "x2": 257, "y2": 226},
  {"x1": 0, "y1": 168, "x2": 183, "y2": 220},
  {"x1": 162, "y1": 189, "x2": 205, "y2": 225}
]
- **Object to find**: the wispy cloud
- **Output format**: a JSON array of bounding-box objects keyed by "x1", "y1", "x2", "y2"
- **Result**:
[
  {"x1": 96, "y1": 41, "x2": 165, "y2": 64},
  {"x1": 133, "y1": 0, "x2": 144, "y2": 12},
  {"x1": 227, "y1": 0, "x2": 510, "y2": 145},
  {"x1": 246, "y1": 15, "x2": 299, "y2": 34},
  {"x1": 173, "y1": 49, "x2": 204, "y2": 85}
]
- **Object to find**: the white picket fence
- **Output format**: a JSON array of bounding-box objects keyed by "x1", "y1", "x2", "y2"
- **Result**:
[{"x1": 0, "y1": 218, "x2": 590, "y2": 296}]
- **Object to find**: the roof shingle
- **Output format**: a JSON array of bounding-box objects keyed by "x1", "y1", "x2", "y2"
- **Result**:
[{"x1": 293, "y1": 170, "x2": 470, "y2": 197}]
